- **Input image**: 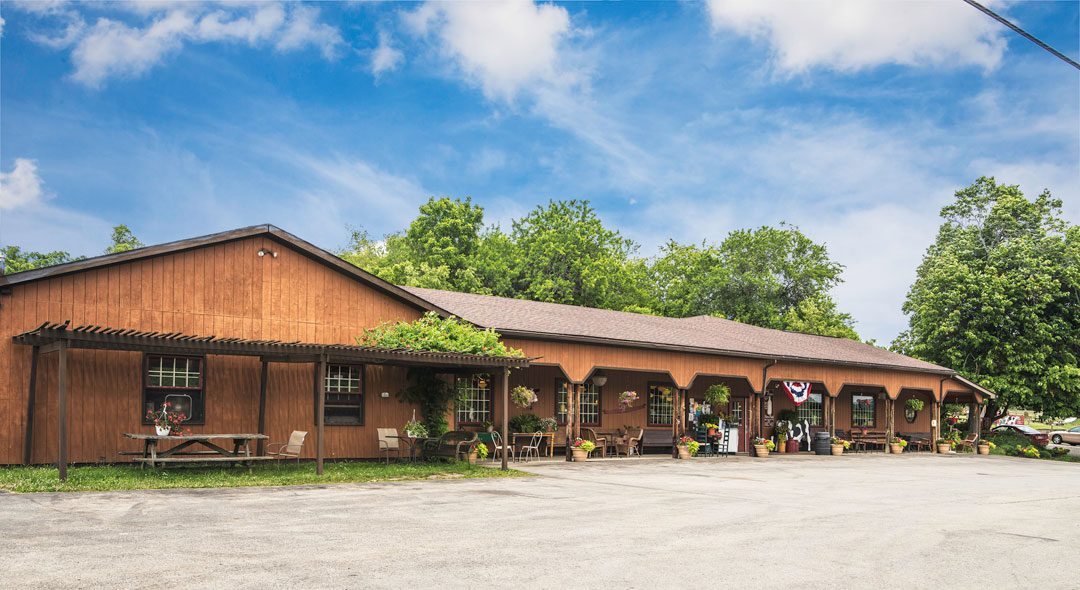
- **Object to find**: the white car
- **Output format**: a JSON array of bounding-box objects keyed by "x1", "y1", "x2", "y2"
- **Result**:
[{"x1": 1049, "y1": 425, "x2": 1080, "y2": 445}]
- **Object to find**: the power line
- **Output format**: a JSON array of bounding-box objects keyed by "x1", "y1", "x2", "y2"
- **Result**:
[{"x1": 961, "y1": 0, "x2": 1080, "y2": 70}]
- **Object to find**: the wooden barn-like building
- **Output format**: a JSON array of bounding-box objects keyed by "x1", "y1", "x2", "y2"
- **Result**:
[{"x1": 0, "y1": 225, "x2": 993, "y2": 474}]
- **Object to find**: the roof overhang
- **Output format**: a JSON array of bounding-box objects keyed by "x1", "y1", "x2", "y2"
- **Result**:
[
  {"x1": 14, "y1": 322, "x2": 530, "y2": 370},
  {"x1": 950, "y1": 375, "x2": 997, "y2": 399}
]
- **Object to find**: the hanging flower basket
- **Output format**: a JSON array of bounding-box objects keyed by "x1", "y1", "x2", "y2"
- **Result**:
[
  {"x1": 510, "y1": 386, "x2": 538, "y2": 409},
  {"x1": 618, "y1": 390, "x2": 639, "y2": 411}
]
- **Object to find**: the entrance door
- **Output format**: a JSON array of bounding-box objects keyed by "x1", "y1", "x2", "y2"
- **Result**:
[{"x1": 728, "y1": 398, "x2": 748, "y2": 452}]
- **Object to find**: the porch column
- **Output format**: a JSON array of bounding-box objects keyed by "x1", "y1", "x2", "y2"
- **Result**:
[
  {"x1": 57, "y1": 339, "x2": 68, "y2": 481},
  {"x1": 574, "y1": 384, "x2": 583, "y2": 441},
  {"x1": 967, "y1": 402, "x2": 979, "y2": 443},
  {"x1": 256, "y1": 359, "x2": 269, "y2": 457},
  {"x1": 931, "y1": 400, "x2": 941, "y2": 453},
  {"x1": 828, "y1": 395, "x2": 836, "y2": 437},
  {"x1": 565, "y1": 382, "x2": 577, "y2": 461},
  {"x1": 886, "y1": 398, "x2": 895, "y2": 452},
  {"x1": 672, "y1": 388, "x2": 682, "y2": 458},
  {"x1": 500, "y1": 367, "x2": 510, "y2": 471},
  {"x1": 315, "y1": 355, "x2": 326, "y2": 475},
  {"x1": 23, "y1": 345, "x2": 40, "y2": 465}
]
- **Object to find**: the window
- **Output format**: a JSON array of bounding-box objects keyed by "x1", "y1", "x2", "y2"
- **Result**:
[
  {"x1": 143, "y1": 355, "x2": 204, "y2": 424},
  {"x1": 324, "y1": 365, "x2": 364, "y2": 425},
  {"x1": 456, "y1": 374, "x2": 492, "y2": 425},
  {"x1": 729, "y1": 400, "x2": 743, "y2": 426},
  {"x1": 648, "y1": 383, "x2": 675, "y2": 426},
  {"x1": 579, "y1": 381, "x2": 601, "y2": 426},
  {"x1": 798, "y1": 393, "x2": 823, "y2": 426},
  {"x1": 852, "y1": 394, "x2": 875, "y2": 427},
  {"x1": 556, "y1": 381, "x2": 569, "y2": 425},
  {"x1": 555, "y1": 381, "x2": 600, "y2": 425}
]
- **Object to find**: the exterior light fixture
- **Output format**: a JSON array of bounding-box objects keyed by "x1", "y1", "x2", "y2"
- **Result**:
[{"x1": 257, "y1": 249, "x2": 278, "y2": 258}]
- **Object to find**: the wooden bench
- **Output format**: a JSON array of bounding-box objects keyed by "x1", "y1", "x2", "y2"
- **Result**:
[{"x1": 640, "y1": 430, "x2": 674, "y2": 453}]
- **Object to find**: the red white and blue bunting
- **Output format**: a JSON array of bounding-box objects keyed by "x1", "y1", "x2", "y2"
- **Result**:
[{"x1": 783, "y1": 381, "x2": 813, "y2": 406}]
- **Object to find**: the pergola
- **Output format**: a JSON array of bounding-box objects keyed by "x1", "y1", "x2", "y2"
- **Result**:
[{"x1": 14, "y1": 321, "x2": 530, "y2": 480}]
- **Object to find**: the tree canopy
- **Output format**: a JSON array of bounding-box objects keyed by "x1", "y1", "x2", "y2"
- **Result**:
[
  {"x1": 2, "y1": 224, "x2": 142, "y2": 275},
  {"x1": 359, "y1": 312, "x2": 524, "y2": 357},
  {"x1": 105, "y1": 224, "x2": 144, "y2": 254},
  {"x1": 342, "y1": 197, "x2": 859, "y2": 340},
  {"x1": 894, "y1": 177, "x2": 1079, "y2": 420}
]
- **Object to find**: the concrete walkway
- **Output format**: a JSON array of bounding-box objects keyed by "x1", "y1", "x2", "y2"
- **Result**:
[{"x1": 1, "y1": 454, "x2": 1076, "y2": 589}]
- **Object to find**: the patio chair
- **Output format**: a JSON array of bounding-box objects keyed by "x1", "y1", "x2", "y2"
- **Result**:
[
  {"x1": 582, "y1": 428, "x2": 607, "y2": 458},
  {"x1": 615, "y1": 428, "x2": 643, "y2": 457},
  {"x1": 377, "y1": 428, "x2": 404, "y2": 464},
  {"x1": 490, "y1": 430, "x2": 515, "y2": 462},
  {"x1": 267, "y1": 430, "x2": 307, "y2": 464},
  {"x1": 956, "y1": 433, "x2": 979, "y2": 453},
  {"x1": 517, "y1": 431, "x2": 543, "y2": 462}
]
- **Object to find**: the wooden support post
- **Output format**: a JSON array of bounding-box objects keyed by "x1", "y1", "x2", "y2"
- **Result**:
[
  {"x1": 886, "y1": 397, "x2": 895, "y2": 452},
  {"x1": 316, "y1": 355, "x2": 326, "y2": 475},
  {"x1": 931, "y1": 400, "x2": 941, "y2": 453},
  {"x1": 57, "y1": 339, "x2": 68, "y2": 481},
  {"x1": 573, "y1": 384, "x2": 583, "y2": 442},
  {"x1": 23, "y1": 345, "x2": 40, "y2": 465},
  {"x1": 829, "y1": 395, "x2": 836, "y2": 437},
  {"x1": 565, "y1": 381, "x2": 575, "y2": 462},
  {"x1": 672, "y1": 388, "x2": 682, "y2": 458},
  {"x1": 501, "y1": 367, "x2": 510, "y2": 471},
  {"x1": 256, "y1": 360, "x2": 269, "y2": 457}
]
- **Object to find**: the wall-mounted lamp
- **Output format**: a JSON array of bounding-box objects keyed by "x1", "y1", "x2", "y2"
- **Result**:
[
  {"x1": 380, "y1": 391, "x2": 390, "y2": 398},
  {"x1": 591, "y1": 373, "x2": 608, "y2": 387},
  {"x1": 257, "y1": 249, "x2": 278, "y2": 258}
]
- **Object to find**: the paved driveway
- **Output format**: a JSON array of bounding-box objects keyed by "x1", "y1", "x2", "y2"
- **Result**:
[{"x1": 2, "y1": 454, "x2": 1077, "y2": 589}]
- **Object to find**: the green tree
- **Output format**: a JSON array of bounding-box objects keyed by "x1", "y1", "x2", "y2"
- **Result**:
[
  {"x1": 894, "y1": 177, "x2": 1080, "y2": 421},
  {"x1": 403, "y1": 197, "x2": 486, "y2": 293},
  {"x1": 647, "y1": 225, "x2": 857, "y2": 339},
  {"x1": 1, "y1": 246, "x2": 78, "y2": 274},
  {"x1": 105, "y1": 224, "x2": 143, "y2": 254},
  {"x1": 509, "y1": 199, "x2": 647, "y2": 310}
]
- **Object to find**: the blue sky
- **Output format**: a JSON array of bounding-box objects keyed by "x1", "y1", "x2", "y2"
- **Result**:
[{"x1": 1, "y1": 0, "x2": 1078, "y2": 344}]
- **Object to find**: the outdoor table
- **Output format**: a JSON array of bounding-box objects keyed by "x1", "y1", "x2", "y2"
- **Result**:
[
  {"x1": 123, "y1": 433, "x2": 269, "y2": 468},
  {"x1": 388, "y1": 435, "x2": 425, "y2": 461},
  {"x1": 512, "y1": 432, "x2": 555, "y2": 457}
]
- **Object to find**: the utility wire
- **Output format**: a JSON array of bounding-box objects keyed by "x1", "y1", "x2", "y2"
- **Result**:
[{"x1": 961, "y1": 0, "x2": 1079, "y2": 70}]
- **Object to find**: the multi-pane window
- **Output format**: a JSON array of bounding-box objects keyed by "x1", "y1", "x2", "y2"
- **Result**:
[
  {"x1": 456, "y1": 374, "x2": 492, "y2": 425},
  {"x1": 324, "y1": 365, "x2": 364, "y2": 425},
  {"x1": 556, "y1": 381, "x2": 569, "y2": 425},
  {"x1": 729, "y1": 400, "x2": 743, "y2": 426},
  {"x1": 648, "y1": 383, "x2": 674, "y2": 426},
  {"x1": 852, "y1": 394, "x2": 876, "y2": 428},
  {"x1": 143, "y1": 355, "x2": 204, "y2": 424},
  {"x1": 579, "y1": 382, "x2": 601, "y2": 426},
  {"x1": 798, "y1": 393, "x2": 823, "y2": 426}
]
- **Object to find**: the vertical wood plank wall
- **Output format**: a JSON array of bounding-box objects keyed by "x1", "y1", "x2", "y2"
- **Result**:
[{"x1": 0, "y1": 236, "x2": 423, "y2": 464}]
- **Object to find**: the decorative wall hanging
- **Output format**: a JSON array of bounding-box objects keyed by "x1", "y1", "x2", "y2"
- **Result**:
[{"x1": 783, "y1": 381, "x2": 812, "y2": 406}]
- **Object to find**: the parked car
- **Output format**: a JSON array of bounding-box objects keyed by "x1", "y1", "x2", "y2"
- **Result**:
[
  {"x1": 991, "y1": 424, "x2": 1049, "y2": 446},
  {"x1": 1049, "y1": 425, "x2": 1080, "y2": 445}
]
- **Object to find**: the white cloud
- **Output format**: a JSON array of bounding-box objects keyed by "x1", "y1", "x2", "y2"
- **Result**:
[
  {"x1": 17, "y1": 2, "x2": 343, "y2": 87},
  {"x1": 705, "y1": 0, "x2": 1008, "y2": 73},
  {"x1": 370, "y1": 30, "x2": 404, "y2": 78},
  {"x1": 405, "y1": 0, "x2": 572, "y2": 101},
  {"x1": 0, "y1": 158, "x2": 48, "y2": 210}
]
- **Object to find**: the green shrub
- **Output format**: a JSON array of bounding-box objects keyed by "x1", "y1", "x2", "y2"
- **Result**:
[{"x1": 359, "y1": 312, "x2": 524, "y2": 357}]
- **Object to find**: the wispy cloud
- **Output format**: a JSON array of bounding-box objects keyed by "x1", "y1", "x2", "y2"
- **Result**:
[
  {"x1": 370, "y1": 29, "x2": 404, "y2": 78},
  {"x1": 0, "y1": 158, "x2": 48, "y2": 210}
]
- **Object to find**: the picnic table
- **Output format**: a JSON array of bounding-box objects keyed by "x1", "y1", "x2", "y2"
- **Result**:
[{"x1": 123, "y1": 433, "x2": 271, "y2": 468}]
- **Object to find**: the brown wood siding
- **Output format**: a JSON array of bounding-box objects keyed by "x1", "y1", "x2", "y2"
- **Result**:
[{"x1": 0, "y1": 236, "x2": 423, "y2": 464}]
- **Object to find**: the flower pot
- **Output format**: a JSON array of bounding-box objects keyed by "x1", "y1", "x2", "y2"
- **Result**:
[
  {"x1": 977, "y1": 444, "x2": 990, "y2": 455},
  {"x1": 572, "y1": 448, "x2": 589, "y2": 462},
  {"x1": 890, "y1": 443, "x2": 904, "y2": 454},
  {"x1": 155, "y1": 425, "x2": 171, "y2": 436},
  {"x1": 831, "y1": 444, "x2": 844, "y2": 456},
  {"x1": 677, "y1": 446, "x2": 691, "y2": 460},
  {"x1": 786, "y1": 439, "x2": 800, "y2": 454},
  {"x1": 707, "y1": 428, "x2": 717, "y2": 437},
  {"x1": 754, "y1": 444, "x2": 769, "y2": 457},
  {"x1": 936, "y1": 443, "x2": 951, "y2": 454},
  {"x1": 467, "y1": 451, "x2": 478, "y2": 464}
]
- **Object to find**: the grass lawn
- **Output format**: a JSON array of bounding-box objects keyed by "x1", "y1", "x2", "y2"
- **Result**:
[{"x1": 0, "y1": 461, "x2": 528, "y2": 493}]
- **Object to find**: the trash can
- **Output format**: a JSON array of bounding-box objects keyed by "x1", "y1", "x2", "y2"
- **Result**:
[{"x1": 813, "y1": 431, "x2": 832, "y2": 456}]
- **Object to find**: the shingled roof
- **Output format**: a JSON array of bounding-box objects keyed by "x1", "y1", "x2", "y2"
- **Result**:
[{"x1": 401, "y1": 287, "x2": 952, "y2": 374}]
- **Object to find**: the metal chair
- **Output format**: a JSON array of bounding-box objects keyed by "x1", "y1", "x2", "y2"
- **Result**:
[
  {"x1": 716, "y1": 422, "x2": 730, "y2": 457},
  {"x1": 377, "y1": 428, "x2": 403, "y2": 464},
  {"x1": 517, "y1": 431, "x2": 543, "y2": 462},
  {"x1": 490, "y1": 430, "x2": 515, "y2": 462},
  {"x1": 267, "y1": 430, "x2": 307, "y2": 465}
]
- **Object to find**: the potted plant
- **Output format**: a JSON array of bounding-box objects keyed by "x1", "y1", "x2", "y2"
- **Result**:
[
  {"x1": 935, "y1": 438, "x2": 951, "y2": 454},
  {"x1": 774, "y1": 420, "x2": 790, "y2": 453},
  {"x1": 977, "y1": 439, "x2": 994, "y2": 455},
  {"x1": 618, "y1": 390, "x2": 639, "y2": 411},
  {"x1": 510, "y1": 385, "x2": 537, "y2": 409},
  {"x1": 539, "y1": 416, "x2": 558, "y2": 432},
  {"x1": 482, "y1": 420, "x2": 495, "y2": 433},
  {"x1": 830, "y1": 436, "x2": 850, "y2": 455},
  {"x1": 752, "y1": 437, "x2": 775, "y2": 457},
  {"x1": 703, "y1": 422, "x2": 720, "y2": 436},
  {"x1": 704, "y1": 383, "x2": 731, "y2": 410},
  {"x1": 905, "y1": 398, "x2": 924, "y2": 422},
  {"x1": 676, "y1": 436, "x2": 700, "y2": 459},
  {"x1": 403, "y1": 418, "x2": 429, "y2": 439},
  {"x1": 146, "y1": 402, "x2": 186, "y2": 436},
  {"x1": 889, "y1": 437, "x2": 908, "y2": 454},
  {"x1": 570, "y1": 438, "x2": 596, "y2": 461},
  {"x1": 469, "y1": 442, "x2": 489, "y2": 464}
]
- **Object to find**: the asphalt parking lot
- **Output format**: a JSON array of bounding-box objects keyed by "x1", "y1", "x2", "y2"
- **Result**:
[{"x1": 2, "y1": 454, "x2": 1077, "y2": 589}]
